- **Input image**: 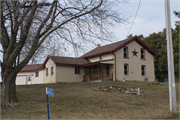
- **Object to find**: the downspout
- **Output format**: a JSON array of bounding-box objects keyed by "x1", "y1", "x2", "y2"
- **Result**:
[{"x1": 111, "y1": 51, "x2": 120, "y2": 82}]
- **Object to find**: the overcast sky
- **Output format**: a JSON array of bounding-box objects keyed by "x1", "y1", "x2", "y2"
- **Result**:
[{"x1": 112, "y1": 0, "x2": 179, "y2": 40}]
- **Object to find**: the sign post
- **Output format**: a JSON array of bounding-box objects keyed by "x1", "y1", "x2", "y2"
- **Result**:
[{"x1": 46, "y1": 87, "x2": 54, "y2": 120}]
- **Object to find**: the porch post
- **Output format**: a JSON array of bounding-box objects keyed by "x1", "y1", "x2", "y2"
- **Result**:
[
  {"x1": 101, "y1": 64, "x2": 103, "y2": 80},
  {"x1": 92, "y1": 66, "x2": 93, "y2": 80}
]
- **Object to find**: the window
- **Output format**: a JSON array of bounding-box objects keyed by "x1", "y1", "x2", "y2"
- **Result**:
[
  {"x1": 51, "y1": 67, "x2": 54, "y2": 75},
  {"x1": 124, "y1": 64, "x2": 128, "y2": 75},
  {"x1": 46, "y1": 68, "x2": 48, "y2": 76},
  {"x1": 142, "y1": 65, "x2": 146, "y2": 76},
  {"x1": 106, "y1": 66, "x2": 110, "y2": 76},
  {"x1": 124, "y1": 47, "x2": 128, "y2": 58},
  {"x1": 141, "y1": 48, "x2": 145, "y2": 59},
  {"x1": 28, "y1": 76, "x2": 31, "y2": 81},
  {"x1": 35, "y1": 71, "x2": 39, "y2": 77},
  {"x1": 75, "y1": 67, "x2": 81, "y2": 74},
  {"x1": 100, "y1": 56, "x2": 103, "y2": 61},
  {"x1": 93, "y1": 67, "x2": 97, "y2": 74}
]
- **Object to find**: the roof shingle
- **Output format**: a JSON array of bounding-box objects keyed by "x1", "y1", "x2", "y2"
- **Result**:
[
  {"x1": 48, "y1": 56, "x2": 90, "y2": 66},
  {"x1": 20, "y1": 64, "x2": 44, "y2": 72},
  {"x1": 81, "y1": 38, "x2": 131, "y2": 58}
]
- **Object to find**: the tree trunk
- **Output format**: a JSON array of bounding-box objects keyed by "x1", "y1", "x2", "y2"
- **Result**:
[{"x1": 2, "y1": 73, "x2": 18, "y2": 104}]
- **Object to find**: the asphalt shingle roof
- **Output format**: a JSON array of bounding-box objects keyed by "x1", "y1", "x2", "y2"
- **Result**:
[
  {"x1": 48, "y1": 56, "x2": 90, "y2": 66},
  {"x1": 81, "y1": 38, "x2": 131, "y2": 58},
  {"x1": 20, "y1": 64, "x2": 44, "y2": 72}
]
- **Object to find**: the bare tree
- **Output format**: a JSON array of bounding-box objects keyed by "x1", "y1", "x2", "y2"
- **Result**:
[{"x1": 1, "y1": 0, "x2": 128, "y2": 105}]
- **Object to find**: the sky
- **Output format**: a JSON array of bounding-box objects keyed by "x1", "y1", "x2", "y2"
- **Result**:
[
  {"x1": 0, "y1": 0, "x2": 179, "y2": 82},
  {"x1": 112, "y1": 0, "x2": 180, "y2": 40}
]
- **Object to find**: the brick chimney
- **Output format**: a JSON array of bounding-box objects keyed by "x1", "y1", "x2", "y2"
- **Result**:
[{"x1": 97, "y1": 44, "x2": 100, "y2": 47}]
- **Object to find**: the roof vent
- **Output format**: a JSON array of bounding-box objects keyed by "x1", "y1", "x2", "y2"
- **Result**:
[{"x1": 97, "y1": 44, "x2": 100, "y2": 47}]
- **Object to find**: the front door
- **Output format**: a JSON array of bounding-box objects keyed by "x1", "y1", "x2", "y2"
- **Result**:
[{"x1": 27, "y1": 76, "x2": 31, "y2": 84}]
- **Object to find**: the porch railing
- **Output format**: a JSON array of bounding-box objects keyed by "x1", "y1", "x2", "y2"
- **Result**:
[{"x1": 83, "y1": 73, "x2": 113, "y2": 82}]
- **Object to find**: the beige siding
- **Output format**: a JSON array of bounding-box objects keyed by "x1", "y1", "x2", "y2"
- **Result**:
[
  {"x1": 34, "y1": 70, "x2": 44, "y2": 84},
  {"x1": 102, "y1": 54, "x2": 114, "y2": 60},
  {"x1": 115, "y1": 41, "x2": 155, "y2": 82},
  {"x1": 88, "y1": 56, "x2": 100, "y2": 62},
  {"x1": 16, "y1": 72, "x2": 34, "y2": 85},
  {"x1": 88, "y1": 54, "x2": 114, "y2": 63},
  {"x1": 16, "y1": 76, "x2": 26, "y2": 85},
  {"x1": 56, "y1": 66, "x2": 85, "y2": 82},
  {"x1": 44, "y1": 59, "x2": 56, "y2": 83}
]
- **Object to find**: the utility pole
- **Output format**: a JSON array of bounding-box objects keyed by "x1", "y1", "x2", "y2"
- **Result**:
[{"x1": 164, "y1": 0, "x2": 177, "y2": 112}]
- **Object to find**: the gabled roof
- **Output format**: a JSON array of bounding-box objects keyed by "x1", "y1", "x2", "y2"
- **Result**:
[
  {"x1": 20, "y1": 64, "x2": 44, "y2": 72},
  {"x1": 43, "y1": 56, "x2": 91, "y2": 67},
  {"x1": 81, "y1": 36, "x2": 158, "y2": 58}
]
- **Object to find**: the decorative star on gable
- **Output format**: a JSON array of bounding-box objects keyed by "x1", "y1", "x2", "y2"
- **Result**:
[{"x1": 132, "y1": 49, "x2": 138, "y2": 57}]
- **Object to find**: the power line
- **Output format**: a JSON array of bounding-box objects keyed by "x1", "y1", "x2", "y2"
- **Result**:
[{"x1": 126, "y1": 0, "x2": 141, "y2": 38}]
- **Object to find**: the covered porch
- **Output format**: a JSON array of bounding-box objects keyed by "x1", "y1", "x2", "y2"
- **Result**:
[{"x1": 82, "y1": 60, "x2": 114, "y2": 82}]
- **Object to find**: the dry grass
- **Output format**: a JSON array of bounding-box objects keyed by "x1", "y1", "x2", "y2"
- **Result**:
[{"x1": 1, "y1": 82, "x2": 180, "y2": 119}]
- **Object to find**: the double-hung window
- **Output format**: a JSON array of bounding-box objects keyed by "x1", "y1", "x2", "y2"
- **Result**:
[
  {"x1": 46, "y1": 68, "x2": 48, "y2": 76},
  {"x1": 124, "y1": 64, "x2": 128, "y2": 75},
  {"x1": 124, "y1": 47, "x2": 128, "y2": 58},
  {"x1": 141, "y1": 48, "x2": 145, "y2": 59},
  {"x1": 75, "y1": 67, "x2": 81, "y2": 74},
  {"x1": 35, "y1": 71, "x2": 39, "y2": 77},
  {"x1": 142, "y1": 65, "x2": 146, "y2": 76},
  {"x1": 51, "y1": 67, "x2": 54, "y2": 75}
]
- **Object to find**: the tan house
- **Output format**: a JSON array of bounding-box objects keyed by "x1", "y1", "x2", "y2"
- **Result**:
[{"x1": 16, "y1": 36, "x2": 158, "y2": 85}]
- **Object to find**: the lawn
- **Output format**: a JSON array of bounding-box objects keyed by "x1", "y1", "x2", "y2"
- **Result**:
[{"x1": 1, "y1": 82, "x2": 180, "y2": 119}]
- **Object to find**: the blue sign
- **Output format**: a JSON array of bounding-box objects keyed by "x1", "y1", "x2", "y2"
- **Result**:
[
  {"x1": 46, "y1": 87, "x2": 54, "y2": 96},
  {"x1": 46, "y1": 87, "x2": 54, "y2": 120}
]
